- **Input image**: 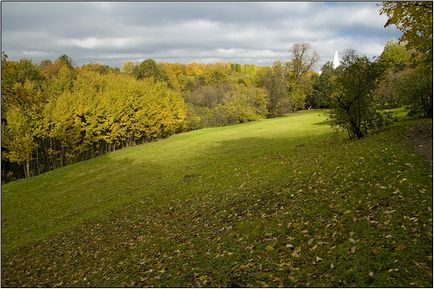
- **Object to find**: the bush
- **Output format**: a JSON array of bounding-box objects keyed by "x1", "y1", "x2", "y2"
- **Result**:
[{"x1": 329, "y1": 51, "x2": 386, "y2": 139}]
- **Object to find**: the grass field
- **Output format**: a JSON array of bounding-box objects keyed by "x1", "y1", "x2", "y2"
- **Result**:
[{"x1": 2, "y1": 110, "x2": 432, "y2": 287}]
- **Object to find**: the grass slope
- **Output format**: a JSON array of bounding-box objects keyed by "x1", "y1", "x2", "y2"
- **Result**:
[{"x1": 2, "y1": 110, "x2": 432, "y2": 287}]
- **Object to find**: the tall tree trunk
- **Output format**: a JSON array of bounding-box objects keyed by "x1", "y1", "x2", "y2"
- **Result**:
[
  {"x1": 50, "y1": 137, "x2": 54, "y2": 170},
  {"x1": 23, "y1": 161, "x2": 30, "y2": 178},
  {"x1": 59, "y1": 146, "x2": 64, "y2": 167},
  {"x1": 35, "y1": 143, "x2": 41, "y2": 175},
  {"x1": 26, "y1": 161, "x2": 30, "y2": 178}
]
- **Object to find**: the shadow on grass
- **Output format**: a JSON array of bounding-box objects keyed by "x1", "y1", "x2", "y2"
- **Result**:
[
  {"x1": 3, "y1": 120, "x2": 433, "y2": 287},
  {"x1": 2, "y1": 156, "x2": 170, "y2": 254},
  {"x1": 2, "y1": 126, "x2": 336, "y2": 249},
  {"x1": 2, "y1": 128, "x2": 341, "y2": 287}
]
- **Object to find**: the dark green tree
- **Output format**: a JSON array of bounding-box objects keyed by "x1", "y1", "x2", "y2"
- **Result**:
[
  {"x1": 57, "y1": 54, "x2": 75, "y2": 69},
  {"x1": 306, "y1": 62, "x2": 334, "y2": 108},
  {"x1": 132, "y1": 59, "x2": 169, "y2": 83},
  {"x1": 329, "y1": 50, "x2": 390, "y2": 139}
]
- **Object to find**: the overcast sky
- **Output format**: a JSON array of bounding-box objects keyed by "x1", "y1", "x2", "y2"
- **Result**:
[{"x1": 3, "y1": 2, "x2": 400, "y2": 69}]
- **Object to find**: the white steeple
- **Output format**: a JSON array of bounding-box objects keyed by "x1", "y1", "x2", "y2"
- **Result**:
[{"x1": 333, "y1": 50, "x2": 340, "y2": 69}]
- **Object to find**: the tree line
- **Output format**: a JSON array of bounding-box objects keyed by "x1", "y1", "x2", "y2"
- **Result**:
[{"x1": 1, "y1": 43, "x2": 320, "y2": 181}]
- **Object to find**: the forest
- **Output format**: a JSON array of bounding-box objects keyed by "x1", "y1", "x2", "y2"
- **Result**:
[{"x1": 1, "y1": 2, "x2": 432, "y2": 182}]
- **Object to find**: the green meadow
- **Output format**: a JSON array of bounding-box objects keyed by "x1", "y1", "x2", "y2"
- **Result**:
[{"x1": 2, "y1": 110, "x2": 432, "y2": 287}]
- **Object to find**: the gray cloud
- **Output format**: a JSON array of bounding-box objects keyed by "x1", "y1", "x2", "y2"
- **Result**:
[{"x1": 3, "y1": 2, "x2": 400, "y2": 68}]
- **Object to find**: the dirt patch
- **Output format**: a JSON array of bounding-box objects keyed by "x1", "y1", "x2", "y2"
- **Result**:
[{"x1": 407, "y1": 122, "x2": 433, "y2": 164}]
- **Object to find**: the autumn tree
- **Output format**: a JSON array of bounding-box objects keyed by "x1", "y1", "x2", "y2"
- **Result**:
[
  {"x1": 288, "y1": 43, "x2": 320, "y2": 81},
  {"x1": 121, "y1": 61, "x2": 136, "y2": 76},
  {"x1": 1, "y1": 54, "x2": 273, "y2": 181},
  {"x1": 2, "y1": 106, "x2": 35, "y2": 178},
  {"x1": 258, "y1": 61, "x2": 290, "y2": 117},
  {"x1": 380, "y1": 2, "x2": 432, "y2": 62},
  {"x1": 287, "y1": 43, "x2": 319, "y2": 111},
  {"x1": 380, "y1": 2, "x2": 433, "y2": 117}
]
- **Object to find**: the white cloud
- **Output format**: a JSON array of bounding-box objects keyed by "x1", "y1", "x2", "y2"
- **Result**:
[
  {"x1": 215, "y1": 48, "x2": 279, "y2": 58},
  {"x1": 58, "y1": 37, "x2": 143, "y2": 49},
  {"x1": 2, "y1": 2, "x2": 400, "y2": 66},
  {"x1": 22, "y1": 50, "x2": 51, "y2": 57}
]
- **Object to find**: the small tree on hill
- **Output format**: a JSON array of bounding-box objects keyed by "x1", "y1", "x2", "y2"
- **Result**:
[{"x1": 329, "y1": 50, "x2": 392, "y2": 139}]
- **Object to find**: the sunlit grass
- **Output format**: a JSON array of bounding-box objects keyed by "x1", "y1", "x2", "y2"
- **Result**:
[{"x1": 2, "y1": 110, "x2": 432, "y2": 287}]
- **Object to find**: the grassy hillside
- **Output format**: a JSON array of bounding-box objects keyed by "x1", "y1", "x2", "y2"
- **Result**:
[{"x1": 2, "y1": 110, "x2": 432, "y2": 287}]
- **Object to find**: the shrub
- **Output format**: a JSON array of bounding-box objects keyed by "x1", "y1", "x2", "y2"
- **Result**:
[{"x1": 328, "y1": 50, "x2": 388, "y2": 139}]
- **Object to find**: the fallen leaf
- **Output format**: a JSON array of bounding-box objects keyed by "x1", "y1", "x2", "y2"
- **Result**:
[
  {"x1": 286, "y1": 244, "x2": 294, "y2": 249},
  {"x1": 266, "y1": 245, "x2": 274, "y2": 252}
]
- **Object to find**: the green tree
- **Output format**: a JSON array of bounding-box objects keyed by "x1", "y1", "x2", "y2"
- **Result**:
[
  {"x1": 380, "y1": 2, "x2": 433, "y2": 117},
  {"x1": 132, "y1": 59, "x2": 169, "y2": 83},
  {"x1": 57, "y1": 54, "x2": 75, "y2": 69},
  {"x1": 374, "y1": 41, "x2": 412, "y2": 108},
  {"x1": 391, "y1": 66, "x2": 433, "y2": 117},
  {"x1": 329, "y1": 50, "x2": 389, "y2": 139},
  {"x1": 378, "y1": 40, "x2": 411, "y2": 70},
  {"x1": 306, "y1": 62, "x2": 334, "y2": 108}
]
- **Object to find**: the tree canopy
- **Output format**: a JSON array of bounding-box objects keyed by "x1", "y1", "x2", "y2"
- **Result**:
[{"x1": 380, "y1": 2, "x2": 433, "y2": 63}]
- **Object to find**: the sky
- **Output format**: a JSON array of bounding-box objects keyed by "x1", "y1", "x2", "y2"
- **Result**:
[{"x1": 2, "y1": 2, "x2": 401, "y2": 69}]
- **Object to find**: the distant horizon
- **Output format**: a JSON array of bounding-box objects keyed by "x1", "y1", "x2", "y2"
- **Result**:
[
  {"x1": 3, "y1": 2, "x2": 400, "y2": 69},
  {"x1": 4, "y1": 49, "x2": 367, "y2": 72}
]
